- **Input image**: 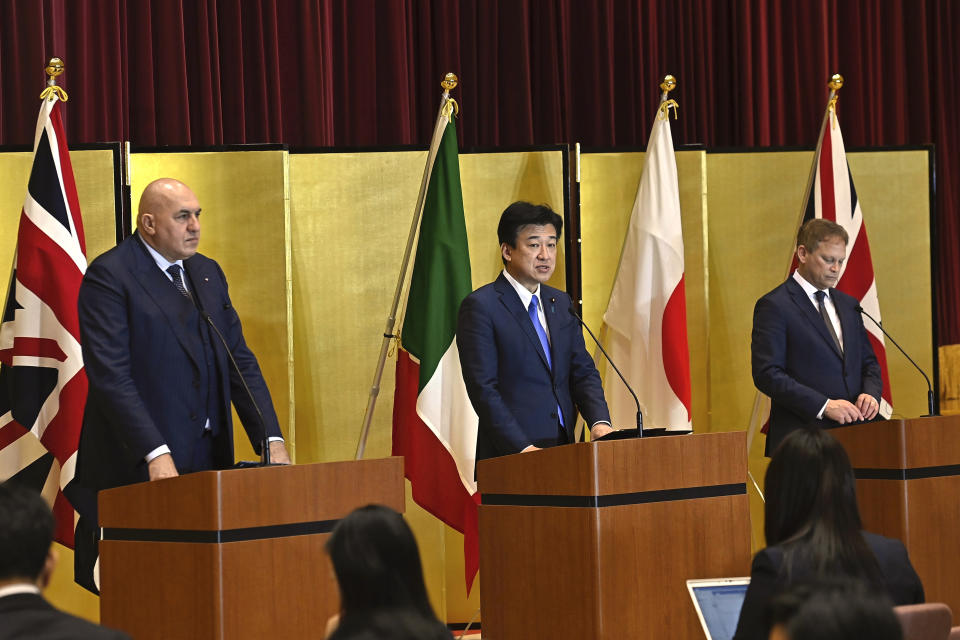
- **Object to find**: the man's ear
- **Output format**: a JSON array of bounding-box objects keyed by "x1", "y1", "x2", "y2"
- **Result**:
[
  {"x1": 37, "y1": 547, "x2": 57, "y2": 590},
  {"x1": 140, "y1": 213, "x2": 155, "y2": 235}
]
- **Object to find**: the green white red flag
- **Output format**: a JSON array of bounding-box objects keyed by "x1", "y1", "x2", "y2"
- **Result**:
[{"x1": 391, "y1": 102, "x2": 480, "y2": 591}]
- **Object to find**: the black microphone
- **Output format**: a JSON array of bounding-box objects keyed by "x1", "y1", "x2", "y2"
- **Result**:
[
  {"x1": 564, "y1": 299, "x2": 644, "y2": 435},
  {"x1": 857, "y1": 305, "x2": 937, "y2": 417},
  {"x1": 188, "y1": 277, "x2": 276, "y2": 466}
]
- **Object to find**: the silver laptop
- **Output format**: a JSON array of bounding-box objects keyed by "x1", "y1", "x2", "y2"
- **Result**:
[{"x1": 687, "y1": 577, "x2": 751, "y2": 640}]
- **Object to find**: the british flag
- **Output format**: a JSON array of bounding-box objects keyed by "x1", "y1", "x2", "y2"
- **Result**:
[
  {"x1": 0, "y1": 93, "x2": 88, "y2": 547},
  {"x1": 799, "y1": 99, "x2": 894, "y2": 419},
  {"x1": 748, "y1": 85, "x2": 893, "y2": 453}
]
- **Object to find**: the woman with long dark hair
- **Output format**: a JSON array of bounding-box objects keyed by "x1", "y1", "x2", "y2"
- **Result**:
[
  {"x1": 324, "y1": 504, "x2": 453, "y2": 640},
  {"x1": 733, "y1": 427, "x2": 923, "y2": 640}
]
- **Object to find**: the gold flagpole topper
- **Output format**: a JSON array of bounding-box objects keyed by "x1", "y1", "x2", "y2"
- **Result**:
[
  {"x1": 826, "y1": 73, "x2": 843, "y2": 125},
  {"x1": 40, "y1": 57, "x2": 69, "y2": 102},
  {"x1": 441, "y1": 72, "x2": 459, "y2": 118},
  {"x1": 658, "y1": 74, "x2": 678, "y2": 120}
]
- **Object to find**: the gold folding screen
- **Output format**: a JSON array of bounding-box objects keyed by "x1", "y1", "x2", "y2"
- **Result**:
[
  {"x1": 1, "y1": 144, "x2": 933, "y2": 625},
  {"x1": 289, "y1": 147, "x2": 567, "y2": 624}
]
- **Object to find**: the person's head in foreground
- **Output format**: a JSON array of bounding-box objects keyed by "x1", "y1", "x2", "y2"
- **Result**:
[
  {"x1": 324, "y1": 504, "x2": 452, "y2": 640},
  {"x1": 766, "y1": 579, "x2": 902, "y2": 640},
  {"x1": 0, "y1": 481, "x2": 56, "y2": 589},
  {"x1": 765, "y1": 427, "x2": 880, "y2": 582}
]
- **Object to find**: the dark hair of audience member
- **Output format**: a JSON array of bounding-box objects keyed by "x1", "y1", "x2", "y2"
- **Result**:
[
  {"x1": 0, "y1": 481, "x2": 55, "y2": 582},
  {"x1": 764, "y1": 427, "x2": 882, "y2": 583},
  {"x1": 767, "y1": 579, "x2": 903, "y2": 640},
  {"x1": 325, "y1": 504, "x2": 452, "y2": 640}
]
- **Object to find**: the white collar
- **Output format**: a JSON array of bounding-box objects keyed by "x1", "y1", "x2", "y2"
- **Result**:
[
  {"x1": 0, "y1": 583, "x2": 41, "y2": 599},
  {"x1": 138, "y1": 233, "x2": 185, "y2": 273},
  {"x1": 792, "y1": 269, "x2": 830, "y2": 301},
  {"x1": 502, "y1": 269, "x2": 542, "y2": 311}
]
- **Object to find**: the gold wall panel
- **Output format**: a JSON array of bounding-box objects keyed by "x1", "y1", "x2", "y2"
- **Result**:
[
  {"x1": 289, "y1": 148, "x2": 565, "y2": 625},
  {"x1": 1, "y1": 149, "x2": 118, "y2": 288},
  {"x1": 706, "y1": 149, "x2": 933, "y2": 551},
  {"x1": 129, "y1": 151, "x2": 294, "y2": 462},
  {"x1": 580, "y1": 150, "x2": 710, "y2": 432},
  {"x1": 706, "y1": 150, "x2": 933, "y2": 435}
]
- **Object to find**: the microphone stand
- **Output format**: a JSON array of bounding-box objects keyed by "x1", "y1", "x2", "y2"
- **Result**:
[
  {"x1": 566, "y1": 302, "x2": 644, "y2": 436},
  {"x1": 858, "y1": 306, "x2": 937, "y2": 417}
]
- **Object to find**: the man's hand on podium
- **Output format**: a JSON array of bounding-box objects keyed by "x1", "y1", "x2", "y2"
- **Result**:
[
  {"x1": 824, "y1": 398, "x2": 865, "y2": 424},
  {"x1": 269, "y1": 441, "x2": 292, "y2": 464},
  {"x1": 148, "y1": 454, "x2": 179, "y2": 481},
  {"x1": 590, "y1": 423, "x2": 614, "y2": 439}
]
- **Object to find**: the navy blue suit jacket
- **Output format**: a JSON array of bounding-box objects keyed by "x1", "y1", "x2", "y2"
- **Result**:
[
  {"x1": 733, "y1": 531, "x2": 925, "y2": 640},
  {"x1": 752, "y1": 277, "x2": 882, "y2": 455},
  {"x1": 75, "y1": 233, "x2": 282, "y2": 493},
  {"x1": 456, "y1": 274, "x2": 610, "y2": 462},
  {"x1": 0, "y1": 593, "x2": 131, "y2": 640}
]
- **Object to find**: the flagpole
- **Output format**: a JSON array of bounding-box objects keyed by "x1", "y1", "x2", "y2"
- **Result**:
[
  {"x1": 794, "y1": 74, "x2": 843, "y2": 262},
  {"x1": 355, "y1": 73, "x2": 459, "y2": 459}
]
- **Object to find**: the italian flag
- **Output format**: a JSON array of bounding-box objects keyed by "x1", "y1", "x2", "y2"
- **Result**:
[{"x1": 391, "y1": 107, "x2": 481, "y2": 590}]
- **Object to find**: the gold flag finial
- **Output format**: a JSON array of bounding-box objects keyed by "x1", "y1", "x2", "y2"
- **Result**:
[
  {"x1": 441, "y1": 72, "x2": 459, "y2": 118},
  {"x1": 658, "y1": 74, "x2": 679, "y2": 120},
  {"x1": 40, "y1": 57, "x2": 68, "y2": 102},
  {"x1": 826, "y1": 73, "x2": 843, "y2": 126}
]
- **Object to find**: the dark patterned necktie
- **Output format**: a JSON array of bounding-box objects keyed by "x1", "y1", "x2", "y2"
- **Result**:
[
  {"x1": 167, "y1": 264, "x2": 191, "y2": 299},
  {"x1": 814, "y1": 290, "x2": 842, "y2": 354}
]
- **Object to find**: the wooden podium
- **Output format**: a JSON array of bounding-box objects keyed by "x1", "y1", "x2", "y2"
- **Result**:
[
  {"x1": 477, "y1": 432, "x2": 751, "y2": 639},
  {"x1": 832, "y1": 416, "x2": 960, "y2": 623},
  {"x1": 97, "y1": 458, "x2": 404, "y2": 639}
]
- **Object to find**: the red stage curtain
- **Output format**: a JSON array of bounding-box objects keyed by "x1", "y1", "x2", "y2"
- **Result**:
[{"x1": 1, "y1": 0, "x2": 957, "y2": 343}]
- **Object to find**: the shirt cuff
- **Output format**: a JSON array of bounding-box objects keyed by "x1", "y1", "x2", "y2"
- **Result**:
[
  {"x1": 816, "y1": 400, "x2": 829, "y2": 420},
  {"x1": 145, "y1": 445, "x2": 171, "y2": 463}
]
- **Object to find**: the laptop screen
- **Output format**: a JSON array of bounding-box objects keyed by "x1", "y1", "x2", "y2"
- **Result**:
[{"x1": 687, "y1": 578, "x2": 750, "y2": 640}]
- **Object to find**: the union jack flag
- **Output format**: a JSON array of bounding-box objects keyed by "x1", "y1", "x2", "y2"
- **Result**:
[
  {"x1": 798, "y1": 101, "x2": 894, "y2": 419},
  {"x1": 0, "y1": 92, "x2": 88, "y2": 547},
  {"x1": 748, "y1": 85, "x2": 893, "y2": 455}
]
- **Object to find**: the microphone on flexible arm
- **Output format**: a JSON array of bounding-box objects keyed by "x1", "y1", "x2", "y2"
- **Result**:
[
  {"x1": 856, "y1": 305, "x2": 937, "y2": 417},
  {"x1": 190, "y1": 283, "x2": 275, "y2": 466},
  {"x1": 561, "y1": 297, "x2": 644, "y2": 436}
]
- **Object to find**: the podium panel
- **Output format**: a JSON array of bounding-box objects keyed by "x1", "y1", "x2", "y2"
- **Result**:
[
  {"x1": 98, "y1": 458, "x2": 404, "y2": 639},
  {"x1": 833, "y1": 416, "x2": 960, "y2": 624},
  {"x1": 477, "y1": 433, "x2": 751, "y2": 639}
]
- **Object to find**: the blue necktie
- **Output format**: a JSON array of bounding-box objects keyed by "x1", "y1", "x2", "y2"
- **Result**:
[{"x1": 529, "y1": 295, "x2": 563, "y2": 426}]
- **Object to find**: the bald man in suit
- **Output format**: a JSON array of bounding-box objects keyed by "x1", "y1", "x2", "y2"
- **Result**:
[{"x1": 73, "y1": 178, "x2": 290, "y2": 591}]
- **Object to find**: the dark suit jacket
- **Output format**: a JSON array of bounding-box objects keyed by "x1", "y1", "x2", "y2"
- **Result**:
[
  {"x1": 456, "y1": 274, "x2": 610, "y2": 461},
  {"x1": 0, "y1": 592, "x2": 131, "y2": 639},
  {"x1": 75, "y1": 233, "x2": 282, "y2": 493},
  {"x1": 752, "y1": 277, "x2": 882, "y2": 455},
  {"x1": 733, "y1": 531, "x2": 925, "y2": 640}
]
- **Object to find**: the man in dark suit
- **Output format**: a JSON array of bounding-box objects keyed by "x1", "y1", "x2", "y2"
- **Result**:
[
  {"x1": 752, "y1": 218, "x2": 882, "y2": 455},
  {"x1": 73, "y1": 178, "x2": 290, "y2": 589},
  {"x1": 457, "y1": 202, "x2": 612, "y2": 462},
  {"x1": 0, "y1": 481, "x2": 131, "y2": 640}
]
